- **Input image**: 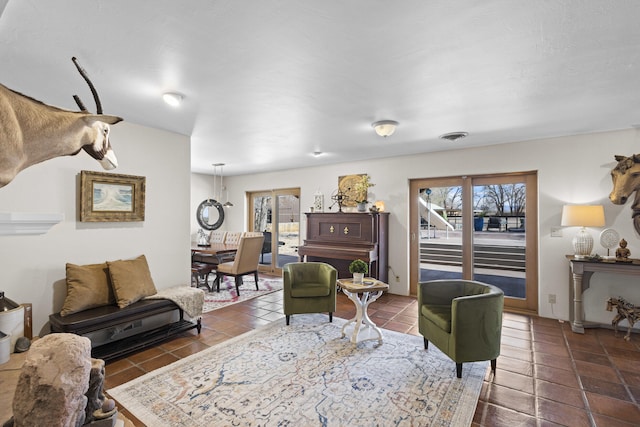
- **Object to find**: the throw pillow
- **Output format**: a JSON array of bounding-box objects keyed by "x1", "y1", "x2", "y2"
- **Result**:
[
  {"x1": 107, "y1": 255, "x2": 158, "y2": 308},
  {"x1": 61, "y1": 262, "x2": 114, "y2": 316}
]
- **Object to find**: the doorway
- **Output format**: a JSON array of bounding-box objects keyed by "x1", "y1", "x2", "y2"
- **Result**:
[
  {"x1": 409, "y1": 172, "x2": 538, "y2": 314},
  {"x1": 248, "y1": 188, "x2": 301, "y2": 276}
]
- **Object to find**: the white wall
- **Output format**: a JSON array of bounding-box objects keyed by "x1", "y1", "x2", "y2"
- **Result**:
[
  {"x1": 194, "y1": 128, "x2": 640, "y2": 324},
  {"x1": 0, "y1": 122, "x2": 191, "y2": 336}
]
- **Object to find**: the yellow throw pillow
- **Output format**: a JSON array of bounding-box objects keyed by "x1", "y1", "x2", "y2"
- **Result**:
[
  {"x1": 107, "y1": 255, "x2": 158, "y2": 308},
  {"x1": 61, "y1": 262, "x2": 114, "y2": 316}
]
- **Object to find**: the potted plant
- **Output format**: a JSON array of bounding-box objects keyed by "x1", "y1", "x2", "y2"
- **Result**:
[
  {"x1": 474, "y1": 211, "x2": 486, "y2": 231},
  {"x1": 349, "y1": 259, "x2": 368, "y2": 284},
  {"x1": 353, "y1": 175, "x2": 375, "y2": 212}
]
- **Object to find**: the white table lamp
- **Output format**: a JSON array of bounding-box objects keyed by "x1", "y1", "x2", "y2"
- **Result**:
[{"x1": 561, "y1": 205, "x2": 605, "y2": 258}]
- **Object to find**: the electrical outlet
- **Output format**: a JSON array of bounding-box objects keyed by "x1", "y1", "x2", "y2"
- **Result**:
[
  {"x1": 395, "y1": 275, "x2": 400, "y2": 282},
  {"x1": 548, "y1": 294, "x2": 556, "y2": 304},
  {"x1": 551, "y1": 227, "x2": 563, "y2": 237}
]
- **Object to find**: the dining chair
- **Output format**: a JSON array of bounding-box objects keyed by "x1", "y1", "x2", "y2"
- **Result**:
[
  {"x1": 224, "y1": 232, "x2": 243, "y2": 245},
  {"x1": 209, "y1": 230, "x2": 227, "y2": 243},
  {"x1": 213, "y1": 235, "x2": 265, "y2": 295}
]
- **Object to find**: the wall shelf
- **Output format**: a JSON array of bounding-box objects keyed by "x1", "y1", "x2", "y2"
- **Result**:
[{"x1": 0, "y1": 213, "x2": 64, "y2": 235}]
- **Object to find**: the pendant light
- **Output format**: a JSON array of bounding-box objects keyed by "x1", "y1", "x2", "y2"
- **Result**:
[{"x1": 220, "y1": 164, "x2": 234, "y2": 208}]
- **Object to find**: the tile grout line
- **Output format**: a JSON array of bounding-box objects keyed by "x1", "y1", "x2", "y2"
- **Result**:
[{"x1": 561, "y1": 326, "x2": 597, "y2": 427}]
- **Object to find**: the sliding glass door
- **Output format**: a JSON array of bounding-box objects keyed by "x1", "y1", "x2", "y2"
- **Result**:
[
  {"x1": 410, "y1": 172, "x2": 538, "y2": 314},
  {"x1": 249, "y1": 188, "x2": 300, "y2": 275}
]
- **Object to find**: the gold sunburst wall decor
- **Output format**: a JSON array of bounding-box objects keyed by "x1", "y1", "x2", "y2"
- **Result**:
[{"x1": 339, "y1": 174, "x2": 375, "y2": 207}]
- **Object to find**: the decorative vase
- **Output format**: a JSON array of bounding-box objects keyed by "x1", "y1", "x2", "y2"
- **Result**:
[
  {"x1": 357, "y1": 202, "x2": 367, "y2": 212},
  {"x1": 353, "y1": 273, "x2": 364, "y2": 284}
]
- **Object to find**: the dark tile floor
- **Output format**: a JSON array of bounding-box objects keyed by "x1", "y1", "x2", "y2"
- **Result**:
[{"x1": 105, "y1": 283, "x2": 640, "y2": 426}]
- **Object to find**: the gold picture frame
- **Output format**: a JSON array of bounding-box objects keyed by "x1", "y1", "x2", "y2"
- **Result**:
[
  {"x1": 80, "y1": 171, "x2": 146, "y2": 222},
  {"x1": 338, "y1": 174, "x2": 367, "y2": 207}
]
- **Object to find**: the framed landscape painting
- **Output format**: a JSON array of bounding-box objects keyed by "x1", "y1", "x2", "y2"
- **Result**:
[{"x1": 80, "y1": 171, "x2": 146, "y2": 222}]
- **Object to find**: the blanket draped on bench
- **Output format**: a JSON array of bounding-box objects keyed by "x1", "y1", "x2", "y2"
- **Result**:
[{"x1": 145, "y1": 286, "x2": 204, "y2": 318}]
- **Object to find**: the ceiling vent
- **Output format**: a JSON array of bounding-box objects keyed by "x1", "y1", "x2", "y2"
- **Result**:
[{"x1": 439, "y1": 132, "x2": 469, "y2": 142}]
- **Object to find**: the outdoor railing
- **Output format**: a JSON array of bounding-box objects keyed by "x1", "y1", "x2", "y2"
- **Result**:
[{"x1": 420, "y1": 242, "x2": 526, "y2": 272}]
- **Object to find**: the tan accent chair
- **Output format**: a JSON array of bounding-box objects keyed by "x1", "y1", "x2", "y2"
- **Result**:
[
  {"x1": 418, "y1": 279, "x2": 504, "y2": 378},
  {"x1": 283, "y1": 262, "x2": 337, "y2": 325},
  {"x1": 214, "y1": 235, "x2": 264, "y2": 295}
]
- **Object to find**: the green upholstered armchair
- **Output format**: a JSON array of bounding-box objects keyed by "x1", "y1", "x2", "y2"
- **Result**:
[
  {"x1": 283, "y1": 262, "x2": 337, "y2": 325},
  {"x1": 418, "y1": 279, "x2": 504, "y2": 378}
]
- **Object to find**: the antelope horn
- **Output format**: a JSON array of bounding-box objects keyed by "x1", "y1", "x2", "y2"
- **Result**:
[
  {"x1": 71, "y1": 56, "x2": 103, "y2": 114},
  {"x1": 72, "y1": 95, "x2": 88, "y2": 112}
]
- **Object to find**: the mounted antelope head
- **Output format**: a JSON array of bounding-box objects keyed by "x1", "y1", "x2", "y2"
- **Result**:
[{"x1": 0, "y1": 57, "x2": 122, "y2": 188}]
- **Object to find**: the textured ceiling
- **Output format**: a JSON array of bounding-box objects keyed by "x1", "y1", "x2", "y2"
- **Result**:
[{"x1": 1, "y1": 0, "x2": 639, "y2": 176}]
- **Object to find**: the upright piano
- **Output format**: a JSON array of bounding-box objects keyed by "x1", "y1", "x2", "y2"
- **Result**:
[{"x1": 298, "y1": 212, "x2": 389, "y2": 282}]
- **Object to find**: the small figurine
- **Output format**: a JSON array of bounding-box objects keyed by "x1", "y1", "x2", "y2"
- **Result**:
[{"x1": 615, "y1": 238, "x2": 631, "y2": 261}]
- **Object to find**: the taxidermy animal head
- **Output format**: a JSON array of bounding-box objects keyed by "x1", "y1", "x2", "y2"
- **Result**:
[
  {"x1": 0, "y1": 57, "x2": 122, "y2": 188},
  {"x1": 610, "y1": 153, "x2": 640, "y2": 234}
]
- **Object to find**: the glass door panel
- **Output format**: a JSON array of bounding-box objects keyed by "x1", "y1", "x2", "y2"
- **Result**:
[
  {"x1": 418, "y1": 184, "x2": 464, "y2": 283},
  {"x1": 249, "y1": 188, "x2": 300, "y2": 275},
  {"x1": 251, "y1": 192, "x2": 272, "y2": 267},
  {"x1": 472, "y1": 179, "x2": 527, "y2": 300},
  {"x1": 276, "y1": 194, "x2": 300, "y2": 269}
]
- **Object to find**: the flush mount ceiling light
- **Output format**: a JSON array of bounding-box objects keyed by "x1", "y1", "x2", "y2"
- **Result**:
[
  {"x1": 439, "y1": 131, "x2": 469, "y2": 142},
  {"x1": 162, "y1": 92, "x2": 184, "y2": 107},
  {"x1": 372, "y1": 120, "x2": 399, "y2": 137}
]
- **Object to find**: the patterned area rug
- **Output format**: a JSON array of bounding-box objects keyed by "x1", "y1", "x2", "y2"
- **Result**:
[
  {"x1": 108, "y1": 315, "x2": 486, "y2": 426},
  {"x1": 201, "y1": 276, "x2": 282, "y2": 313}
]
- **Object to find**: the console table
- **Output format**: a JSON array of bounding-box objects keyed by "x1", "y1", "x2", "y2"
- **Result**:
[{"x1": 567, "y1": 255, "x2": 640, "y2": 333}]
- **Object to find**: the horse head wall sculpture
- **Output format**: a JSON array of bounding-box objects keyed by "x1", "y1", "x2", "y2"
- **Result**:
[
  {"x1": 609, "y1": 153, "x2": 640, "y2": 235},
  {"x1": 0, "y1": 57, "x2": 122, "y2": 188}
]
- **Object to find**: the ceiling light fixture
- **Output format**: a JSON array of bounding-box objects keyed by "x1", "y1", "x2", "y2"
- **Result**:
[
  {"x1": 313, "y1": 151, "x2": 323, "y2": 157},
  {"x1": 439, "y1": 131, "x2": 469, "y2": 142},
  {"x1": 372, "y1": 120, "x2": 399, "y2": 137},
  {"x1": 162, "y1": 92, "x2": 184, "y2": 107},
  {"x1": 217, "y1": 163, "x2": 234, "y2": 208}
]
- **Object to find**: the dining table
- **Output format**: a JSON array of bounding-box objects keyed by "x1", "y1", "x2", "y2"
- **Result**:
[{"x1": 191, "y1": 243, "x2": 239, "y2": 262}]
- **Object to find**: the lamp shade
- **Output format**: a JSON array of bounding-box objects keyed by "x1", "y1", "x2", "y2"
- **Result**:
[{"x1": 560, "y1": 205, "x2": 605, "y2": 227}]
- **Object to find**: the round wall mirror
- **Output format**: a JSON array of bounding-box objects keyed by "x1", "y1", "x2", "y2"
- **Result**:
[{"x1": 197, "y1": 199, "x2": 225, "y2": 230}]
